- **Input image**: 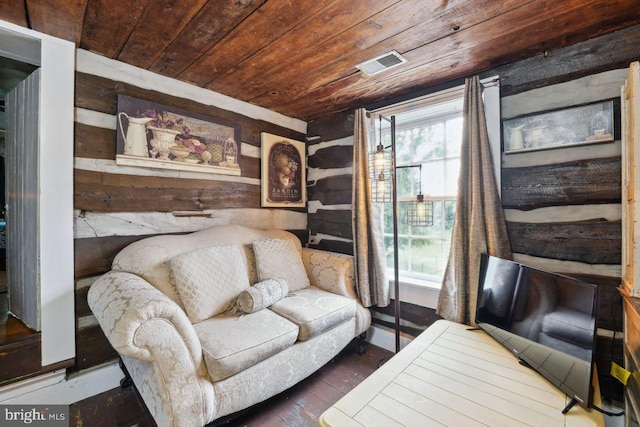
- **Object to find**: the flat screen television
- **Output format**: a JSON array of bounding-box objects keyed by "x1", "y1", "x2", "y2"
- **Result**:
[{"x1": 475, "y1": 254, "x2": 598, "y2": 413}]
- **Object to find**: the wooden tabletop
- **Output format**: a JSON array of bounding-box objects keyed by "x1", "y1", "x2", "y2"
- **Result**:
[{"x1": 319, "y1": 320, "x2": 604, "y2": 427}]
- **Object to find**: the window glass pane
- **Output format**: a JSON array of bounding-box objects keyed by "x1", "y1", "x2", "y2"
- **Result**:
[
  {"x1": 445, "y1": 159, "x2": 460, "y2": 196},
  {"x1": 446, "y1": 117, "x2": 463, "y2": 158},
  {"x1": 397, "y1": 237, "x2": 410, "y2": 272},
  {"x1": 379, "y1": 99, "x2": 463, "y2": 287},
  {"x1": 385, "y1": 236, "x2": 409, "y2": 271},
  {"x1": 394, "y1": 130, "x2": 411, "y2": 164},
  {"x1": 395, "y1": 167, "x2": 412, "y2": 198},
  {"x1": 383, "y1": 202, "x2": 393, "y2": 234},
  {"x1": 431, "y1": 200, "x2": 444, "y2": 235},
  {"x1": 411, "y1": 238, "x2": 444, "y2": 276},
  {"x1": 445, "y1": 200, "x2": 456, "y2": 232},
  {"x1": 397, "y1": 202, "x2": 409, "y2": 235},
  {"x1": 421, "y1": 160, "x2": 445, "y2": 197},
  {"x1": 412, "y1": 122, "x2": 444, "y2": 163}
]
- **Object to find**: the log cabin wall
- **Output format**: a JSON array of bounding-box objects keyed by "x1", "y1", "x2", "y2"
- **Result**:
[
  {"x1": 501, "y1": 70, "x2": 625, "y2": 402},
  {"x1": 72, "y1": 50, "x2": 306, "y2": 373},
  {"x1": 307, "y1": 27, "x2": 639, "y2": 402}
]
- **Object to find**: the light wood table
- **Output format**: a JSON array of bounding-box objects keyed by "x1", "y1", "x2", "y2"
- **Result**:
[{"x1": 319, "y1": 320, "x2": 604, "y2": 427}]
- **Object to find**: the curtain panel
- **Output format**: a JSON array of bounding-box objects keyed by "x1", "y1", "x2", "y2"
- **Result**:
[
  {"x1": 352, "y1": 108, "x2": 390, "y2": 308},
  {"x1": 437, "y1": 76, "x2": 512, "y2": 325}
]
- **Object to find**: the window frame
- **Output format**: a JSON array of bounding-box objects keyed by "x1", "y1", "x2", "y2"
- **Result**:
[{"x1": 371, "y1": 77, "x2": 501, "y2": 304}]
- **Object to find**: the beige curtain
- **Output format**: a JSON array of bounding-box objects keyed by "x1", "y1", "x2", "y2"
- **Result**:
[
  {"x1": 436, "y1": 76, "x2": 512, "y2": 325},
  {"x1": 352, "y1": 108, "x2": 390, "y2": 307}
]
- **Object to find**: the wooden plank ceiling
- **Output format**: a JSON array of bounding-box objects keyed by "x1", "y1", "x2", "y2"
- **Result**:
[{"x1": 1, "y1": 0, "x2": 639, "y2": 121}]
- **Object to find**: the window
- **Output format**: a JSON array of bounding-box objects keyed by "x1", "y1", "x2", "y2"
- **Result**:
[{"x1": 377, "y1": 95, "x2": 464, "y2": 287}]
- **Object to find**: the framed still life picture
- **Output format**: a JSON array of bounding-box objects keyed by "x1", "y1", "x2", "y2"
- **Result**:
[
  {"x1": 115, "y1": 94, "x2": 241, "y2": 176},
  {"x1": 261, "y1": 133, "x2": 306, "y2": 208}
]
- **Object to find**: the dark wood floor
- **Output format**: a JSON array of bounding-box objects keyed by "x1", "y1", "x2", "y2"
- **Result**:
[{"x1": 70, "y1": 340, "x2": 393, "y2": 427}]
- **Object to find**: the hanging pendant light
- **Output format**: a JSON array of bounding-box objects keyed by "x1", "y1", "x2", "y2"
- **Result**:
[
  {"x1": 369, "y1": 117, "x2": 392, "y2": 203},
  {"x1": 407, "y1": 191, "x2": 433, "y2": 226},
  {"x1": 406, "y1": 164, "x2": 433, "y2": 226}
]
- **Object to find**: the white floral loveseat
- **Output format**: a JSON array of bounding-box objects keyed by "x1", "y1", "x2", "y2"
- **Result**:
[{"x1": 87, "y1": 224, "x2": 370, "y2": 427}]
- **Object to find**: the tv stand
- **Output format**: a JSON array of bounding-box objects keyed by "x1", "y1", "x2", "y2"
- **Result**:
[
  {"x1": 562, "y1": 398, "x2": 579, "y2": 414},
  {"x1": 319, "y1": 320, "x2": 604, "y2": 426},
  {"x1": 517, "y1": 356, "x2": 533, "y2": 370}
]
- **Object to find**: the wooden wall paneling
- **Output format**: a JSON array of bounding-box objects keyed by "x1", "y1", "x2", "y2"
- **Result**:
[
  {"x1": 0, "y1": 336, "x2": 40, "y2": 385},
  {"x1": 501, "y1": 157, "x2": 621, "y2": 210},
  {"x1": 74, "y1": 325, "x2": 118, "y2": 372},
  {"x1": 0, "y1": 336, "x2": 73, "y2": 386},
  {"x1": 506, "y1": 220, "x2": 621, "y2": 264},
  {"x1": 74, "y1": 210, "x2": 307, "y2": 240},
  {"x1": 623, "y1": 292, "x2": 640, "y2": 414},
  {"x1": 307, "y1": 110, "x2": 354, "y2": 142},
  {"x1": 308, "y1": 175, "x2": 352, "y2": 205},
  {"x1": 487, "y1": 24, "x2": 640, "y2": 98},
  {"x1": 567, "y1": 273, "x2": 623, "y2": 331},
  {"x1": 74, "y1": 169, "x2": 260, "y2": 213},
  {"x1": 308, "y1": 145, "x2": 353, "y2": 169},
  {"x1": 74, "y1": 235, "x2": 153, "y2": 279},
  {"x1": 307, "y1": 209, "x2": 353, "y2": 240},
  {"x1": 75, "y1": 122, "x2": 116, "y2": 160},
  {"x1": 307, "y1": 239, "x2": 353, "y2": 256},
  {"x1": 74, "y1": 72, "x2": 305, "y2": 146}
]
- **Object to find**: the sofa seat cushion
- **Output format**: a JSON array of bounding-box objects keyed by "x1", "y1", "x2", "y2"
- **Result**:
[
  {"x1": 195, "y1": 309, "x2": 299, "y2": 382},
  {"x1": 269, "y1": 287, "x2": 356, "y2": 341}
]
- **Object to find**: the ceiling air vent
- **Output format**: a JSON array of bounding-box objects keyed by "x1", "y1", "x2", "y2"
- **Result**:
[{"x1": 356, "y1": 50, "x2": 407, "y2": 76}]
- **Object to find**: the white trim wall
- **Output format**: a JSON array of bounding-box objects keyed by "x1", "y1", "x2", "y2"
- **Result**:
[{"x1": 0, "y1": 19, "x2": 76, "y2": 366}]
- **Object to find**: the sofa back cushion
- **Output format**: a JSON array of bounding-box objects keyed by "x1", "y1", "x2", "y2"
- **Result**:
[
  {"x1": 111, "y1": 225, "x2": 303, "y2": 308},
  {"x1": 253, "y1": 238, "x2": 310, "y2": 292},
  {"x1": 170, "y1": 244, "x2": 250, "y2": 322}
]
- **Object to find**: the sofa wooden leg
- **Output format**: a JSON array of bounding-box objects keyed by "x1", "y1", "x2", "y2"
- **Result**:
[
  {"x1": 119, "y1": 358, "x2": 134, "y2": 389},
  {"x1": 356, "y1": 332, "x2": 367, "y2": 355}
]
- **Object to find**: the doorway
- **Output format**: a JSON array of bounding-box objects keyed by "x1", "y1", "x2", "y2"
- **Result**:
[{"x1": 0, "y1": 55, "x2": 38, "y2": 350}]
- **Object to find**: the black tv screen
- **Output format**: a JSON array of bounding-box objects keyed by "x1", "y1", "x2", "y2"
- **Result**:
[{"x1": 475, "y1": 254, "x2": 598, "y2": 411}]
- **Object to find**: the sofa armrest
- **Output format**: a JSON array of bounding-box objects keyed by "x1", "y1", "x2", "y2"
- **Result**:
[
  {"x1": 301, "y1": 248, "x2": 356, "y2": 298},
  {"x1": 88, "y1": 271, "x2": 215, "y2": 426},
  {"x1": 88, "y1": 271, "x2": 202, "y2": 363},
  {"x1": 301, "y1": 248, "x2": 371, "y2": 335}
]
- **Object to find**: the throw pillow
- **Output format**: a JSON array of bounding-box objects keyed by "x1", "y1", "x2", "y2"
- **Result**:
[
  {"x1": 234, "y1": 278, "x2": 289, "y2": 314},
  {"x1": 252, "y1": 238, "x2": 310, "y2": 292},
  {"x1": 170, "y1": 244, "x2": 250, "y2": 323}
]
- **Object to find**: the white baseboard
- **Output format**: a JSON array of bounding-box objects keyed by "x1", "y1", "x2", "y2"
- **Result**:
[{"x1": 0, "y1": 361, "x2": 123, "y2": 405}]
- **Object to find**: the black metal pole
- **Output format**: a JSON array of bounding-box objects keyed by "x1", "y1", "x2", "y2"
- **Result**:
[{"x1": 390, "y1": 116, "x2": 400, "y2": 353}]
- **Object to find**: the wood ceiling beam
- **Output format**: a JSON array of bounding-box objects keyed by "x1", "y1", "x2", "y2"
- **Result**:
[
  {"x1": 116, "y1": 0, "x2": 209, "y2": 70},
  {"x1": 80, "y1": 0, "x2": 150, "y2": 58},
  {"x1": 148, "y1": 0, "x2": 266, "y2": 77},
  {"x1": 205, "y1": 0, "x2": 400, "y2": 99},
  {"x1": 247, "y1": 0, "x2": 528, "y2": 111},
  {"x1": 26, "y1": 0, "x2": 89, "y2": 44},
  {"x1": 0, "y1": 1, "x2": 29, "y2": 27},
  {"x1": 276, "y1": 0, "x2": 640, "y2": 120},
  {"x1": 177, "y1": 0, "x2": 328, "y2": 87}
]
